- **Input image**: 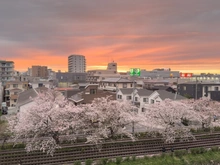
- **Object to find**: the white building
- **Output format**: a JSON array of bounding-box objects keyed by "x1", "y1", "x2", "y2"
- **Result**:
[
  {"x1": 117, "y1": 88, "x2": 186, "y2": 114},
  {"x1": 99, "y1": 78, "x2": 134, "y2": 91},
  {"x1": 68, "y1": 55, "x2": 86, "y2": 73},
  {"x1": 0, "y1": 60, "x2": 14, "y2": 85}
]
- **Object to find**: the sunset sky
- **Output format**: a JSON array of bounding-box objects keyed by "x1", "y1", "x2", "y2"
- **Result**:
[{"x1": 0, "y1": 0, "x2": 220, "y2": 73}]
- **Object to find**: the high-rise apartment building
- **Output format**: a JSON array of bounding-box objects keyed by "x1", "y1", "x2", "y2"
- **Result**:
[
  {"x1": 68, "y1": 55, "x2": 86, "y2": 73},
  {"x1": 0, "y1": 60, "x2": 14, "y2": 85},
  {"x1": 31, "y1": 66, "x2": 48, "y2": 78}
]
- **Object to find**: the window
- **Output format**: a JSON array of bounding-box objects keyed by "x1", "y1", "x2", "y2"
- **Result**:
[
  {"x1": 215, "y1": 87, "x2": 219, "y2": 91},
  {"x1": 123, "y1": 83, "x2": 127, "y2": 88},
  {"x1": 126, "y1": 96, "x2": 132, "y2": 100},
  {"x1": 38, "y1": 83, "x2": 43, "y2": 87},
  {"x1": 117, "y1": 95, "x2": 122, "y2": 99},
  {"x1": 151, "y1": 99, "x2": 155, "y2": 104},
  {"x1": 13, "y1": 84, "x2": 18, "y2": 88},
  {"x1": 90, "y1": 89, "x2": 96, "y2": 94},
  {"x1": 143, "y1": 98, "x2": 148, "y2": 102},
  {"x1": 130, "y1": 84, "x2": 133, "y2": 87},
  {"x1": 142, "y1": 108, "x2": 145, "y2": 112},
  {"x1": 135, "y1": 97, "x2": 138, "y2": 101},
  {"x1": 183, "y1": 86, "x2": 186, "y2": 90}
]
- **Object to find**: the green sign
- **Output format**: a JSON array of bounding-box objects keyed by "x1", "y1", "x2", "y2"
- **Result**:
[{"x1": 130, "y1": 68, "x2": 141, "y2": 76}]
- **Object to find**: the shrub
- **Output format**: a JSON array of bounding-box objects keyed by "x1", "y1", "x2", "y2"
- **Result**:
[
  {"x1": 132, "y1": 155, "x2": 136, "y2": 161},
  {"x1": 124, "y1": 156, "x2": 130, "y2": 161},
  {"x1": 174, "y1": 150, "x2": 188, "y2": 157},
  {"x1": 85, "y1": 159, "x2": 93, "y2": 165},
  {"x1": 74, "y1": 161, "x2": 81, "y2": 165},
  {"x1": 115, "y1": 157, "x2": 122, "y2": 164},
  {"x1": 211, "y1": 146, "x2": 219, "y2": 152},
  {"x1": 101, "y1": 158, "x2": 108, "y2": 165}
]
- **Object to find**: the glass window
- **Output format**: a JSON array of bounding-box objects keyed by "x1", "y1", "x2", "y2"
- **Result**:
[{"x1": 117, "y1": 95, "x2": 122, "y2": 99}]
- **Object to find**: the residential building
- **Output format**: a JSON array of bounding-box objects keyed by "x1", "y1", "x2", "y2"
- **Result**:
[
  {"x1": 0, "y1": 60, "x2": 14, "y2": 85},
  {"x1": 29, "y1": 81, "x2": 53, "y2": 89},
  {"x1": 56, "y1": 71, "x2": 87, "y2": 87},
  {"x1": 31, "y1": 66, "x2": 48, "y2": 78},
  {"x1": 16, "y1": 87, "x2": 48, "y2": 112},
  {"x1": 69, "y1": 84, "x2": 116, "y2": 105},
  {"x1": 99, "y1": 77, "x2": 134, "y2": 91},
  {"x1": 87, "y1": 61, "x2": 129, "y2": 83},
  {"x1": 4, "y1": 81, "x2": 29, "y2": 107},
  {"x1": 55, "y1": 88, "x2": 81, "y2": 99},
  {"x1": 117, "y1": 88, "x2": 186, "y2": 113},
  {"x1": 178, "y1": 82, "x2": 220, "y2": 101},
  {"x1": 68, "y1": 55, "x2": 86, "y2": 73}
]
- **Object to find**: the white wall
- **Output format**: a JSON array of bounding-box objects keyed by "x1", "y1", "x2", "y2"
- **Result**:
[
  {"x1": 19, "y1": 101, "x2": 35, "y2": 113},
  {"x1": 0, "y1": 82, "x2": 3, "y2": 107}
]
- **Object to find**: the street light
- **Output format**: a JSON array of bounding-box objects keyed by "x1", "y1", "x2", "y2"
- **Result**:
[{"x1": 130, "y1": 68, "x2": 141, "y2": 134}]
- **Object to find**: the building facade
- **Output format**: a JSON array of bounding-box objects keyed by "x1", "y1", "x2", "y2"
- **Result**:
[
  {"x1": 68, "y1": 55, "x2": 86, "y2": 73},
  {"x1": 56, "y1": 72, "x2": 87, "y2": 87},
  {"x1": 178, "y1": 82, "x2": 220, "y2": 101},
  {"x1": 31, "y1": 66, "x2": 48, "y2": 78},
  {"x1": 4, "y1": 81, "x2": 29, "y2": 107},
  {"x1": 0, "y1": 60, "x2": 14, "y2": 85}
]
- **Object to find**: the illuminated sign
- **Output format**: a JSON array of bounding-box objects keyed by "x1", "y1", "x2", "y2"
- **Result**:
[
  {"x1": 180, "y1": 73, "x2": 193, "y2": 77},
  {"x1": 130, "y1": 68, "x2": 141, "y2": 76}
]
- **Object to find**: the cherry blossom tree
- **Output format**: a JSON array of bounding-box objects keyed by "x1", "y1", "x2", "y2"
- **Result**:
[
  {"x1": 183, "y1": 97, "x2": 220, "y2": 129},
  {"x1": 79, "y1": 96, "x2": 138, "y2": 145},
  {"x1": 142, "y1": 99, "x2": 200, "y2": 143},
  {"x1": 8, "y1": 90, "x2": 83, "y2": 155}
]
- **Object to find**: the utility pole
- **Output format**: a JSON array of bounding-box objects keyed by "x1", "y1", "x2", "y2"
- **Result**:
[
  {"x1": 195, "y1": 76, "x2": 198, "y2": 100},
  {"x1": 129, "y1": 68, "x2": 140, "y2": 135},
  {"x1": 132, "y1": 79, "x2": 135, "y2": 134}
]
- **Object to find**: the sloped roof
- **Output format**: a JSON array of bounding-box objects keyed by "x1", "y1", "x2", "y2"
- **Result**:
[
  {"x1": 16, "y1": 87, "x2": 49, "y2": 107},
  {"x1": 137, "y1": 89, "x2": 154, "y2": 96},
  {"x1": 101, "y1": 77, "x2": 132, "y2": 83},
  {"x1": 69, "y1": 90, "x2": 116, "y2": 104},
  {"x1": 157, "y1": 90, "x2": 186, "y2": 100},
  {"x1": 119, "y1": 88, "x2": 133, "y2": 95},
  {"x1": 69, "y1": 93, "x2": 83, "y2": 103},
  {"x1": 16, "y1": 89, "x2": 38, "y2": 107}
]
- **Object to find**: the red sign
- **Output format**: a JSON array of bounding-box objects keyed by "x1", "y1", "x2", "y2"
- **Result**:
[{"x1": 180, "y1": 73, "x2": 193, "y2": 77}]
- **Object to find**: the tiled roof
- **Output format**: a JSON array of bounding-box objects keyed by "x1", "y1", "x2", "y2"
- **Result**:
[
  {"x1": 157, "y1": 90, "x2": 186, "y2": 100},
  {"x1": 137, "y1": 89, "x2": 154, "y2": 96},
  {"x1": 119, "y1": 88, "x2": 134, "y2": 95}
]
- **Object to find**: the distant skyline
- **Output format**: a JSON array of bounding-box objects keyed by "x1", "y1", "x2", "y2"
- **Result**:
[{"x1": 0, "y1": 0, "x2": 220, "y2": 74}]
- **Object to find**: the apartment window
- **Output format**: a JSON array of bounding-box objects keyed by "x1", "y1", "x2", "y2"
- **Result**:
[
  {"x1": 123, "y1": 83, "x2": 127, "y2": 88},
  {"x1": 14, "y1": 99, "x2": 17, "y2": 102},
  {"x1": 142, "y1": 108, "x2": 145, "y2": 112},
  {"x1": 13, "y1": 84, "x2": 18, "y2": 88},
  {"x1": 135, "y1": 97, "x2": 138, "y2": 101},
  {"x1": 90, "y1": 89, "x2": 96, "y2": 94},
  {"x1": 143, "y1": 98, "x2": 148, "y2": 102},
  {"x1": 126, "y1": 96, "x2": 132, "y2": 100},
  {"x1": 151, "y1": 99, "x2": 155, "y2": 104},
  {"x1": 215, "y1": 87, "x2": 219, "y2": 91},
  {"x1": 117, "y1": 95, "x2": 122, "y2": 99},
  {"x1": 38, "y1": 83, "x2": 43, "y2": 87},
  {"x1": 130, "y1": 84, "x2": 133, "y2": 87}
]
